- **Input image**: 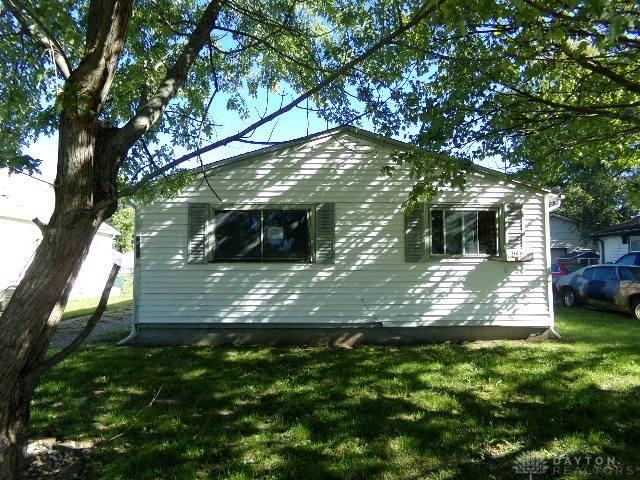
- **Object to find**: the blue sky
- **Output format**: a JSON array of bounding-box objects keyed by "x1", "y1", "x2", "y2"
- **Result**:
[{"x1": 25, "y1": 90, "x2": 503, "y2": 183}]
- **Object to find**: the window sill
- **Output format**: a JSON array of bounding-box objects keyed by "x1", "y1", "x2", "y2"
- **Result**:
[
  {"x1": 210, "y1": 259, "x2": 313, "y2": 264},
  {"x1": 427, "y1": 255, "x2": 504, "y2": 261}
]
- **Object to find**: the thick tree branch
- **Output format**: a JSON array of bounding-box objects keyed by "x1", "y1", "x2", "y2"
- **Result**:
[
  {"x1": 31, "y1": 218, "x2": 47, "y2": 237},
  {"x1": 120, "y1": 0, "x2": 446, "y2": 197},
  {"x1": 508, "y1": 86, "x2": 640, "y2": 125},
  {"x1": 69, "y1": 0, "x2": 135, "y2": 116},
  {"x1": 114, "y1": 0, "x2": 223, "y2": 153},
  {"x1": 2, "y1": 0, "x2": 71, "y2": 78},
  {"x1": 25, "y1": 264, "x2": 120, "y2": 382},
  {"x1": 564, "y1": 50, "x2": 640, "y2": 95}
]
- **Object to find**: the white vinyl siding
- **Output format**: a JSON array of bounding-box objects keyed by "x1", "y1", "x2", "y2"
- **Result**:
[
  {"x1": 601, "y1": 236, "x2": 630, "y2": 263},
  {"x1": 549, "y1": 215, "x2": 585, "y2": 250},
  {"x1": 135, "y1": 133, "x2": 552, "y2": 328}
]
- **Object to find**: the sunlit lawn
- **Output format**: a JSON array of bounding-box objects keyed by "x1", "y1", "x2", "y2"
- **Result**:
[
  {"x1": 62, "y1": 282, "x2": 133, "y2": 320},
  {"x1": 32, "y1": 306, "x2": 640, "y2": 479}
]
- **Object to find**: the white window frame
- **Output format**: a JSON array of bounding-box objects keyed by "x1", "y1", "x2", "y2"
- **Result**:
[{"x1": 427, "y1": 205, "x2": 502, "y2": 258}]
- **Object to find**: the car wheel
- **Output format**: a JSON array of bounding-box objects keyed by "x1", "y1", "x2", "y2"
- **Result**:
[
  {"x1": 562, "y1": 288, "x2": 577, "y2": 308},
  {"x1": 632, "y1": 299, "x2": 640, "y2": 321}
]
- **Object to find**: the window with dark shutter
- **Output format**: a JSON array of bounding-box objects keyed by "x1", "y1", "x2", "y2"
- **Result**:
[
  {"x1": 405, "y1": 207, "x2": 426, "y2": 262},
  {"x1": 315, "y1": 203, "x2": 335, "y2": 264},
  {"x1": 188, "y1": 203, "x2": 209, "y2": 264}
]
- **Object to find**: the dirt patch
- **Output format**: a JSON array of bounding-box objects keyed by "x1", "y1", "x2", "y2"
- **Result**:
[
  {"x1": 49, "y1": 308, "x2": 132, "y2": 349},
  {"x1": 20, "y1": 438, "x2": 95, "y2": 479}
]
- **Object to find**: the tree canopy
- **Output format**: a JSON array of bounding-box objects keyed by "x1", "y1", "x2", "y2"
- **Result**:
[{"x1": 1, "y1": 0, "x2": 457, "y2": 198}]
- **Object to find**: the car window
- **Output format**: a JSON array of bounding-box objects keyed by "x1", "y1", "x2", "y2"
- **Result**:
[
  {"x1": 582, "y1": 268, "x2": 595, "y2": 280},
  {"x1": 616, "y1": 254, "x2": 637, "y2": 265},
  {"x1": 551, "y1": 264, "x2": 559, "y2": 273},
  {"x1": 592, "y1": 266, "x2": 616, "y2": 281},
  {"x1": 618, "y1": 267, "x2": 640, "y2": 282}
]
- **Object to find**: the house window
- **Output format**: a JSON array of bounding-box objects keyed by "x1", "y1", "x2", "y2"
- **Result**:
[
  {"x1": 430, "y1": 209, "x2": 498, "y2": 256},
  {"x1": 213, "y1": 209, "x2": 310, "y2": 261}
]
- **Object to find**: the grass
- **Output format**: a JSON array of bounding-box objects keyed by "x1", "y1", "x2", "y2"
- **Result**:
[
  {"x1": 61, "y1": 296, "x2": 133, "y2": 320},
  {"x1": 31, "y1": 307, "x2": 640, "y2": 479},
  {"x1": 62, "y1": 281, "x2": 133, "y2": 320}
]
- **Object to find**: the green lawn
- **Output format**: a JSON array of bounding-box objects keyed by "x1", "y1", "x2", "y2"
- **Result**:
[
  {"x1": 62, "y1": 282, "x2": 133, "y2": 320},
  {"x1": 32, "y1": 307, "x2": 640, "y2": 479}
]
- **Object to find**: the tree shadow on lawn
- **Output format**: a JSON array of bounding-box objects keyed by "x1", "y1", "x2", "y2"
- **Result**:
[{"x1": 30, "y1": 316, "x2": 640, "y2": 479}]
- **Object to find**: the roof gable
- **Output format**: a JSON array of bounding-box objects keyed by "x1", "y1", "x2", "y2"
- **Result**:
[{"x1": 194, "y1": 125, "x2": 553, "y2": 194}]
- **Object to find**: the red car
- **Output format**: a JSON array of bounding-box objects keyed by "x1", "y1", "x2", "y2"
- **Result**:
[{"x1": 551, "y1": 262, "x2": 582, "y2": 294}]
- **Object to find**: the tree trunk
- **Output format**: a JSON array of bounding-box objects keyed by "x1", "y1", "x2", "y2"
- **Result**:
[
  {"x1": 0, "y1": 117, "x2": 117, "y2": 478},
  {"x1": 0, "y1": 202, "x2": 108, "y2": 479},
  {"x1": 0, "y1": 379, "x2": 34, "y2": 479}
]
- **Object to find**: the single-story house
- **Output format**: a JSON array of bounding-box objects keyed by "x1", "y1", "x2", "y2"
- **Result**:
[
  {"x1": 127, "y1": 126, "x2": 557, "y2": 345},
  {"x1": 590, "y1": 217, "x2": 640, "y2": 263},
  {"x1": 0, "y1": 171, "x2": 121, "y2": 309},
  {"x1": 549, "y1": 212, "x2": 594, "y2": 263}
]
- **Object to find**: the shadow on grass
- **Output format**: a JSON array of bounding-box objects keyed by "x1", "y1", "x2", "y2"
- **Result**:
[{"x1": 30, "y1": 306, "x2": 640, "y2": 479}]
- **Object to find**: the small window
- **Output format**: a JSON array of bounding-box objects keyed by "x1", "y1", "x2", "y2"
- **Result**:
[
  {"x1": 582, "y1": 268, "x2": 595, "y2": 280},
  {"x1": 213, "y1": 208, "x2": 310, "y2": 262},
  {"x1": 430, "y1": 208, "x2": 498, "y2": 256},
  {"x1": 592, "y1": 266, "x2": 616, "y2": 281}
]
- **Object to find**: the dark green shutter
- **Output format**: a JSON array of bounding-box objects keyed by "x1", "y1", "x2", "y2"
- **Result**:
[
  {"x1": 315, "y1": 203, "x2": 335, "y2": 264},
  {"x1": 405, "y1": 206, "x2": 426, "y2": 262},
  {"x1": 188, "y1": 203, "x2": 210, "y2": 264},
  {"x1": 504, "y1": 203, "x2": 524, "y2": 249}
]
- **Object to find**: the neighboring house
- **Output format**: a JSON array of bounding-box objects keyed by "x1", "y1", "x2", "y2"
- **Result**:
[
  {"x1": 0, "y1": 171, "x2": 120, "y2": 308},
  {"x1": 549, "y1": 213, "x2": 594, "y2": 264},
  {"x1": 590, "y1": 217, "x2": 640, "y2": 263},
  {"x1": 128, "y1": 126, "x2": 557, "y2": 345}
]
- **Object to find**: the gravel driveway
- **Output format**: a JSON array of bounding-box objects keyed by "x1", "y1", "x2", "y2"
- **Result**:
[{"x1": 50, "y1": 308, "x2": 132, "y2": 349}]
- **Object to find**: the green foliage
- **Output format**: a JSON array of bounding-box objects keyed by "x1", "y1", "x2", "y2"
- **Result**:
[
  {"x1": 551, "y1": 166, "x2": 640, "y2": 237},
  {"x1": 32, "y1": 307, "x2": 640, "y2": 478},
  {"x1": 379, "y1": 0, "x2": 640, "y2": 205},
  {"x1": 107, "y1": 203, "x2": 135, "y2": 253},
  {"x1": 1, "y1": 0, "x2": 464, "y2": 203},
  {"x1": 384, "y1": 149, "x2": 470, "y2": 211}
]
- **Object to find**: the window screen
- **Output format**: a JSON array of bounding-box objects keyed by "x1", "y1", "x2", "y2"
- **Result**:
[
  {"x1": 214, "y1": 210, "x2": 261, "y2": 260},
  {"x1": 213, "y1": 209, "x2": 310, "y2": 262},
  {"x1": 263, "y1": 210, "x2": 309, "y2": 260},
  {"x1": 431, "y1": 209, "x2": 497, "y2": 256}
]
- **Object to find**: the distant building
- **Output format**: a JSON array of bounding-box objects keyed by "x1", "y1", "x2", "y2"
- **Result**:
[
  {"x1": 0, "y1": 171, "x2": 120, "y2": 308},
  {"x1": 549, "y1": 213, "x2": 594, "y2": 263},
  {"x1": 590, "y1": 217, "x2": 640, "y2": 263}
]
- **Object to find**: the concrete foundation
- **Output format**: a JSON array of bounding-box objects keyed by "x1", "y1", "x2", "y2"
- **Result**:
[{"x1": 125, "y1": 323, "x2": 550, "y2": 346}]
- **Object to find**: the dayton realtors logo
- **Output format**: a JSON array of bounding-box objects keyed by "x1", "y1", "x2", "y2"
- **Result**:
[
  {"x1": 512, "y1": 453, "x2": 549, "y2": 480},
  {"x1": 513, "y1": 453, "x2": 640, "y2": 478}
]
